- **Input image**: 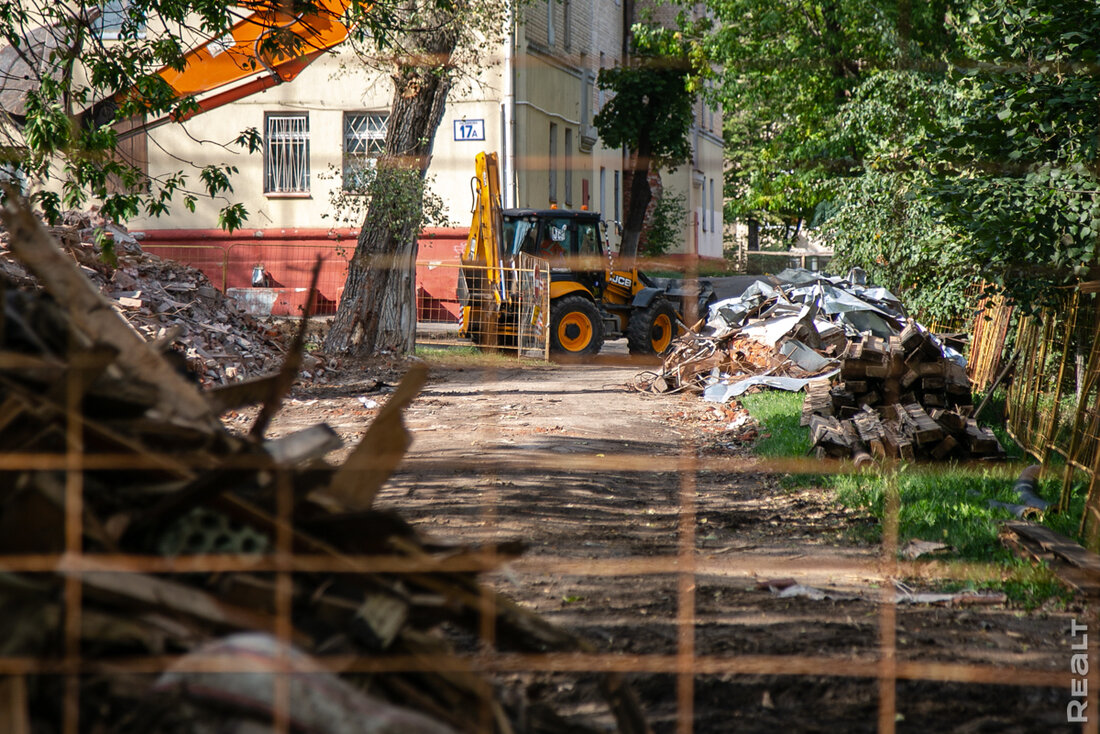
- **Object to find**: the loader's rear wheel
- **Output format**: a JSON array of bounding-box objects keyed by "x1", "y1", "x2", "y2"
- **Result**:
[
  {"x1": 627, "y1": 297, "x2": 679, "y2": 355},
  {"x1": 550, "y1": 295, "x2": 604, "y2": 357}
]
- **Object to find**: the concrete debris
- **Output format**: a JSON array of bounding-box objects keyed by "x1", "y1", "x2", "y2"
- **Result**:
[{"x1": 0, "y1": 210, "x2": 303, "y2": 388}]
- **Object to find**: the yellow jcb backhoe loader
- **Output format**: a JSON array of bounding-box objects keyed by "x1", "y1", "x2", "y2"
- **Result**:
[{"x1": 458, "y1": 152, "x2": 714, "y2": 357}]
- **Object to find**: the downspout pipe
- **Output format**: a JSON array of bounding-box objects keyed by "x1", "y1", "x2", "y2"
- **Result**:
[{"x1": 503, "y1": 1, "x2": 517, "y2": 208}]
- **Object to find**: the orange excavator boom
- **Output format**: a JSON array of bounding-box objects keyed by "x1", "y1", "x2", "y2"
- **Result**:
[{"x1": 108, "y1": 0, "x2": 355, "y2": 139}]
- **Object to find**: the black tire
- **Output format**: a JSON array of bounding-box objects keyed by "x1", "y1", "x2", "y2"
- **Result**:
[
  {"x1": 549, "y1": 294, "x2": 605, "y2": 356},
  {"x1": 627, "y1": 297, "x2": 679, "y2": 355}
]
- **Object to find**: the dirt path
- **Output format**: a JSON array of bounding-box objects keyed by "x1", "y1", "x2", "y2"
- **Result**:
[{"x1": 266, "y1": 351, "x2": 1081, "y2": 733}]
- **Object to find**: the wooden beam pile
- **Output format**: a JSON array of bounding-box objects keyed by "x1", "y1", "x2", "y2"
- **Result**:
[
  {"x1": 805, "y1": 325, "x2": 1004, "y2": 462},
  {"x1": 0, "y1": 198, "x2": 648, "y2": 734}
]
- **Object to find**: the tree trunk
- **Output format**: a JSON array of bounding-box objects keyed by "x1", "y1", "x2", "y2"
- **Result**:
[
  {"x1": 323, "y1": 26, "x2": 457, "y2": 357},
  {"x1": 618, "y1": 136, "x2": 653, "y2": 265}
]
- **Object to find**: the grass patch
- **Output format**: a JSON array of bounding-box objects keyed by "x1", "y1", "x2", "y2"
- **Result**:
[{"x1": 740, "y1": 388, "x2": 1075, "y2": 607}]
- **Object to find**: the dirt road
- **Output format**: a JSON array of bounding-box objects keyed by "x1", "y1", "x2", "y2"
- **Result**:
[{"x1": 266, "y1": 351, "x2": 1080, "y2": 733}]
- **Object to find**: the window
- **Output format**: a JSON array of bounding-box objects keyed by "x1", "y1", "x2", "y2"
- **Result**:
[
  {"x1": 547, "y1": 0, "x2": 555, "y2": 46},
  {"x1": 343, "y1": 112, "x2": 387, "y2": 190},
  {"x1": 548, "y1": 123, "x2": 558, "y2": 203},
  {"x1": 702, "y1": 183, "x2": 707, "y2": 233},
  {"x1": 577, "y1": 222, "x2": 601, "y2": 256},
  {"x1": 710, "y1": 178, "x2": 716, "y2": 233},
  {"x1": 563, "y1": 0, "x2": 572, "y2": 50},
  {"x1": 581, "y1": 72, "x2": 592, "y2": 127},
  {"x1": 265, "y1": 113, "x2": 310, "y2": 194},
  {"x1": 597, "y1": 53, "x2": 606, "y2": 112},
  {"x1": 613, "y1": 170, "x2": 620, "y2": 221},
  {"x1": 599, "y1": 167, "x2": 606, "y2": 216},
  {"x1": 564, "y1": 128, "x2": 573, "y2": 206},
  {"x1": 94, "y1": 0, "x2": 145, "y2": 39}
]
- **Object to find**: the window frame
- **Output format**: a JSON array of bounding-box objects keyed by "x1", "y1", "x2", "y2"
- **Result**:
[
  {"x1": 342, "y1": 111, "x2": 388, "y2": 191},
  {"x1": 264, "y1": 112, "x2": 311, "y2": 196}
]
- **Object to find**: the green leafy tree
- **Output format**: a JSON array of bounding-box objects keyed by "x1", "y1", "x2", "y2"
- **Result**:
[
  {"x1": 0, "y1": 0, "x2": 348, "y2": 228},
  {"x1": 823, "y1": 70, "x2": 978, "y2": 322},
  {"x1": 642, "y1": 190, "x2": 687, "y2": 258},
  {"x1": 702, "y1": 0, "x2": 961, "y2": 234},
  {"x1": 593, "y1": 23, "x2": 701, "y2": 262},
  {"x1": 322, "y1": 0, "x2": 505, "y2": 356},
  {"x1": 926, "y1": 0, "x2": 1100, "y2": 309}
]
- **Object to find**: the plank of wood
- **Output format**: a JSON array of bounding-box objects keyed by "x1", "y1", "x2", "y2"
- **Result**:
[
  {"x1": 1003, "y1": 522, "x2": 1100, "y2": 597},
  {"x1": 316, "y1": 364, "x2": 429, "y2": 512},
  {"x1": 0, "y1": 676, "x2": 30, "y2": 734},
  {"x1": 1005, "y1": 522, "x2": 1100, "y2": 575}
]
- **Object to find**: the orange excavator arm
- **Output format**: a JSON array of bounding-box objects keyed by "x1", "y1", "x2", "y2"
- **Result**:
[{"x1": 105, "y1": 0, "x2": 355, "y2": 139}]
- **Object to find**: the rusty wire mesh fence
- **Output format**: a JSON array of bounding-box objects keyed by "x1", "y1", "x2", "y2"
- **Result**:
[
  {"x1": 420, "y1": 255, "x2": 551, "y2": 358},
  {"x1": 0, "y1": 206, "x2": 1087, "y2": 734}
]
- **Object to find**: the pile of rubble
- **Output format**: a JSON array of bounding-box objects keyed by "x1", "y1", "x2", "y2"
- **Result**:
[
  {"x1": 0, "y1": 210, "x2": 299, "y2": 387},
  {"x1": 0, "y1": 200, "x2": 647, "y2": 733},
  {"x1": 636, "y1": 267, "x2": 1004, "y2": 464},
  {"x1": 639, "y1": 268, "x2": 916, "y2": 398},
  {"x1": 804, "y1": 326, "x2": 1004, "y2": 463}
]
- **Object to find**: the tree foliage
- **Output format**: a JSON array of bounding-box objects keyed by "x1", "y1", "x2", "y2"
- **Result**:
[
  {"x1": 593, "y1": 23, "x2": 702, "y2": 261},
  {"x1": 322, "y1": 0, "x2": 504, "y2": 356},
  {"x1": 702, "y1": 0, "x2": 960, "y2": 228},
  {"x1": 925, "y1": 0, "x2": 1100, "y2": 308},
  {"x1": 0, "y1": 0, "x2": 450, "y2": 229}
]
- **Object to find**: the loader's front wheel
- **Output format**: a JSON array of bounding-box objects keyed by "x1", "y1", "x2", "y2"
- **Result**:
[
  {"x1": 627, "y1": 297, "x2": 679, "y2": 355},
  {"x1": 550, "y1": 295, "x2": 604, "y2": 357}
]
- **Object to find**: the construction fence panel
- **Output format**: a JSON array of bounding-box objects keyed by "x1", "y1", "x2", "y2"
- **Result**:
[
  {"x1": 226, "y1": 243, "x2": 351, "y2": 316},
  {"x1": 741, "y1": 250, "x2": 833, "y2": 276},
  {"x1": 141, "y1": 243, "x2": 229, "y2": 292},
  {"x1": 415, "y1": 254, "x2": 550, "y2": 359}
]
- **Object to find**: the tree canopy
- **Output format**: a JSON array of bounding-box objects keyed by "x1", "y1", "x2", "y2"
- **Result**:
[
  {"x1": 593, "y1": 23, "x2": 703, "y2": 261},
  {"x1": 926, "y1": 0, "x2": 1100, "y2": 307},
  {"x1": 701, "y1": 0, "x2": 1100, "y2": 315}
]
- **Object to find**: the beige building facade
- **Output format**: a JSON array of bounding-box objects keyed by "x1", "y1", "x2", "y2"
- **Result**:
[{"x1": 126, "y1": 0, "x2": 724, "y2": 260}]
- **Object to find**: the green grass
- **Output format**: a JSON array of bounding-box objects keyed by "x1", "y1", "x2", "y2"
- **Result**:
[{"x1": 740, "y1": 389, "x2": 1076, "y2": 607}]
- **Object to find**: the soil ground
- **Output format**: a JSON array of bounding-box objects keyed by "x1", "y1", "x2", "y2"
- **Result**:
[{"x1": 254, "y1": 344, "x2": 1085, "y2": 733}]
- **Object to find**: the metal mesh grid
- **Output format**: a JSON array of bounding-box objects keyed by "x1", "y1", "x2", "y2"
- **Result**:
[
  {"x1": 4, "y1": 227, "x2": 1089, "y2": 734},
  {"x1": 422, "y1": 255, "x2": 550, "y2": 359},
  {"x1": 14, "y1": 360, "x2": 1082, "y2": 734}
]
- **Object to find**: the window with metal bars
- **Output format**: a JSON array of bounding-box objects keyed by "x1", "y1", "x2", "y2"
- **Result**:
[
  {"x1": 343, "y1": 112, "x2": 388, "y2": 190},
  {"x1": 264, "y1": 113, "x2": 310, "y2": 194}
]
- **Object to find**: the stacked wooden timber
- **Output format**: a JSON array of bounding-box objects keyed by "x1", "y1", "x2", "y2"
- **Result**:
[
  {"x1": 0, "y1": 197, "x2": 648, "y2": 734},
  {"x1": 805, "y1": 324, "x2": 1004, "y2": 462}
]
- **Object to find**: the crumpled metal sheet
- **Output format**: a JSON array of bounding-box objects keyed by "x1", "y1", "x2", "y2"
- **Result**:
[
  {"x1": 703, "y1": 370, "x2": 841, "y2": 402},
  {"x1": 779, "y1": 339, "x2": 833, "y2": 372}
]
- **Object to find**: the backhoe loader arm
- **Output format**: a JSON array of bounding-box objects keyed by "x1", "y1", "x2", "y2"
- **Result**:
[
  {"x1": 98, "y1": 0, "x2": 355, "y2": 139},
  {"x1": 458, "y1": 152, "x2": 508, "y2": 340}
]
